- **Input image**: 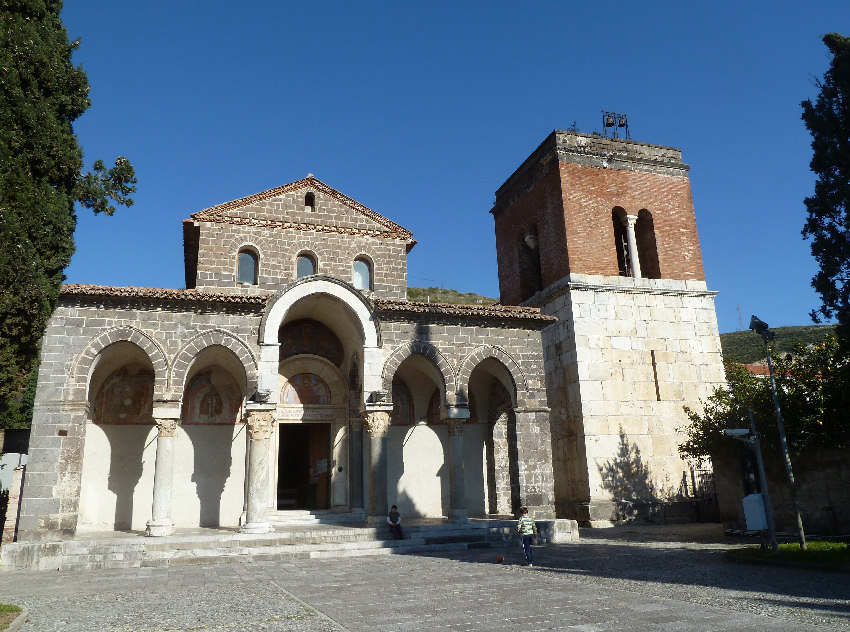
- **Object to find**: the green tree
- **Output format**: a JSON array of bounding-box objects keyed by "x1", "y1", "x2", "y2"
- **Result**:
[
  {"x1": 0, "y1": 0, "x2": 136, "y2": 428},
  {"x1": 801, "y1": 34, "x2": 850, "y2": 338},
  {"x1": 680, "y1": 337, "x2": 849, "y2": 463}
]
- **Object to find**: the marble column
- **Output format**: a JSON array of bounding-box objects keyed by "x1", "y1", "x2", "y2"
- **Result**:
[
  {"x1": 490, "y1": 411, "x2": 513, "y2": 515},
  {"x1": 362, "y1": 410, "x2": 390, "y2": 521},
  {"x1": 146, "y1": 418, "x2": 178, "y2": 537},
  {"x1": 445, "y1": 418, "x2": 468, "y2": 523},
  {"x1": 625, "y1": 214, "x2": 642, "y2": 279},
  {"x1": 349, "y1": 415, "x2": 364, "y2": 512},
  {"x1": 240, "y1": 407, "x2": 275, "y2": 534}
]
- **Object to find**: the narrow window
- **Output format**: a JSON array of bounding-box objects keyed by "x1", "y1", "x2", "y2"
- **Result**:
[
  {"x1": 296, "y1": 253, "x2": 316, "y2": 278},
  {"x1": 635, "y1": 209, "x2": 661, "y2": 279},
  {"x1": 237, "y1": 249, "x2": 258, "y2": 284},
  {"x1": 516, "y1": 226, "x2": 543, "y2": 301},
  {"x1": 353, "y1": 257, "x2": 372, "y2": 290},
  {"x1": 305, "y1": 192, "x2": 315, "y2": 211},
  {"x1": 612, "y1": 208, "x2": 631, "y2": 276}
]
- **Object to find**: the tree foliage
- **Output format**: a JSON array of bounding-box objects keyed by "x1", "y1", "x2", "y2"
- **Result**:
[
  {"x1": 801, "y1": 33, "x2": 850, "y2": 337},
  {"x1": 0, "y1": 0, "x2": 136, "y2": 428},
  {"x1": 680, "y1": 336, "x2": 849, "y2": 463}
]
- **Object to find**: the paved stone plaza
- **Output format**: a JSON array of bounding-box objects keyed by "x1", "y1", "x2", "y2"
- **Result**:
[{"x1": 1, "y1": 526, "x2": 847, "y2": 631}]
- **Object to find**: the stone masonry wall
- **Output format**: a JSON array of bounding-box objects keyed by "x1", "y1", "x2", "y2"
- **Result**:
[
  {"x1": 540, "y1": 274, "x2": 726, "y2": 523},
  {"x1": 713, "y1": 448, "x2": 850, "y2": 535},
  {"x1": 191, "y1": 186, "x2": 408, "y2": 299},
  {"x1": 17, "y1": 297, "x2": 264, "y2": 541},
  {"x1": 377, "y1": 313, "x2": 556, "y2": 516}
]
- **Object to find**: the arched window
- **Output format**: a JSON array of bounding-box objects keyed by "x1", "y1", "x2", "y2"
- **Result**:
[
  {"x1": 353, "y1": 257, "x2": 372, "y2": 291},
  {"x1": 635, "y1": 209, "x2": 661, "y2": 279},
  {"x1": 237, "y1": 249, "x2": 258, "y2": 284},
  {"x1": 296, "y1": 253, "x2": 316, "y2": 278},
  {"x1": 305, "y1": 192, "x2": 315, "y2": 211},
  {"x1": 516, "y1": 226, "x2": 542, "y2": 301},
  {"x1": 611, "y1": 208, "x2": 631, "y2": 277}
]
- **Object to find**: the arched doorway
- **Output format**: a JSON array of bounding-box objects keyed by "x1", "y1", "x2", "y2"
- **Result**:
[{"x1": 275, "y1": 319, "x2": 351, "y2": 512}]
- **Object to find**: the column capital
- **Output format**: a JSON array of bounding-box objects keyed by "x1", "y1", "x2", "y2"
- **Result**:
[
  {"x1": 245, "y1": 408, "x2": 275, "y2": 441},
  {"x1": 154, "y1": 418, "x2": 179, "y2": 438},
  {"x1": 625, "y1": 213, "x2": 638, "y2": 227},
  {"x1": 362, "y1": 410, "x2": 391, "y2": 438},
  {"x1": 446, "y1": 418, "x2": 465, "y2": 436}
]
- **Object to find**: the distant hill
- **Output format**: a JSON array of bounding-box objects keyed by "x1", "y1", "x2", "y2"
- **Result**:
[
  {"x1": 720, "y1": 324, "x2": 838, "y2": 364},
  {"x1": 407, "y1": 287, "x2": 498, "y2": 306}
]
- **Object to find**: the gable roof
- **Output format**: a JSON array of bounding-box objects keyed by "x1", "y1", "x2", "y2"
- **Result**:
[{"x1": 190, "y1": 175, "x2": 415, "y2": 246}]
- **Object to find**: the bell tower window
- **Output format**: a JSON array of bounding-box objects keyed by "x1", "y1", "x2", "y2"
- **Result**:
[
  {"x1": 516, "y1": 226, "x2": 543, "y2": 301},
  {"x1": 305, "y1": 192, "x2": 315, "y2": 211}
]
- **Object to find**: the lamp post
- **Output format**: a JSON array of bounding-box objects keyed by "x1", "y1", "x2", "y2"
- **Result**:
[{"x1": 749, "y1": 315, "x2": 807, "y2": 550}]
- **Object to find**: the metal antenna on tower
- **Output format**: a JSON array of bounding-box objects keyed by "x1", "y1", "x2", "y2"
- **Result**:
[{"x1": 737, "y1": 304, "x2": 744, "y2": 331}]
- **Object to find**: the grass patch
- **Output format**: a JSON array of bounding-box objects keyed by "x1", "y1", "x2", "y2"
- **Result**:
[
  {"x1": 730, "y1": 540, "x2": 850, "y2": 570},
  {"x1": 0, "y1": 603, "x2": 22, "y2": 631},
  {"x1": 407, "y1": 286, "x2": 497, "y2": 306}
]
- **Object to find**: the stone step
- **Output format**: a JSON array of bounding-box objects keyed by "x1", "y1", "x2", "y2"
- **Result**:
[{"x1": 2, "y1": 518, "x2": 577, "y2": 571}]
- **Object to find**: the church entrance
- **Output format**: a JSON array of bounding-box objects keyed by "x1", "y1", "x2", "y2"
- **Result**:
[{"x1": 277, "y1": 424, "x2": 330, "y2": 510}]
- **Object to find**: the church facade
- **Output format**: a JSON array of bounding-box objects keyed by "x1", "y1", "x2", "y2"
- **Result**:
[{"x1": 14, "y1": 130, "x2": 725, "y2": 541}]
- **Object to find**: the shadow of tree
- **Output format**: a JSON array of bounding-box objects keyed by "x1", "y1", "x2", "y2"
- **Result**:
[{"x1": 598, "y1": 428, "x2": 660, "y2": 522}]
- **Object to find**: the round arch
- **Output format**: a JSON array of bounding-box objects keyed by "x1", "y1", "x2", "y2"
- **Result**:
[
  {"x1": 259, "y1": 276, "x2": 379, "y2": 347},
  {"x1": 381, "y1": 340, "x2": 456, "y2": 405},
  {"x1": 69, "y1": 326, "x2": 168, "y2": 402},
  {"x1": 169, "y1": 329, "x2": 258, "y2": 398},
  {"x1": 457, "y1": 345, "x2": 526, "y2": 407}
]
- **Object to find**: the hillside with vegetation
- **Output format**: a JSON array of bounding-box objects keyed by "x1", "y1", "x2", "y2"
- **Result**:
[
  {"x1": 720, "y1": 324, "x2": 838, "y2": 364},
  {"x1": 407, "y1": 287, "x2": 498, "y2": 305}
]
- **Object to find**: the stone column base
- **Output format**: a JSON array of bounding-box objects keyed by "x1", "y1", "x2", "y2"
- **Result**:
[
  {"x1": 145, "y1": 519, "x2": 174, "y2": 537},
  {"x1": 448, "y1": 509, "x2": 468, "y2": 523},
  {"x1": 239, "y1": 521, "x2": 274, "y2": 534},
  {"x1": 537, "y1": 519, "x2": 579, "y2": 543}
]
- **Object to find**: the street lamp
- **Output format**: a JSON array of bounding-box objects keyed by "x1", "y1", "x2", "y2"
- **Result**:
[{"x1": 749, "y1": 315, "x2": 807, "y2": 550}]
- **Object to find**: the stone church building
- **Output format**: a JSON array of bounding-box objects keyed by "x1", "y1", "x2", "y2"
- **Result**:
[{"x1": 14, "y1": 130, "x2": 724, "y2": 541}]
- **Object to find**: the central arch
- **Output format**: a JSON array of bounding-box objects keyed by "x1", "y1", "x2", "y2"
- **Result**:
[{"x1": 257, "y1": 276, "x2": 383, "y2": 401}]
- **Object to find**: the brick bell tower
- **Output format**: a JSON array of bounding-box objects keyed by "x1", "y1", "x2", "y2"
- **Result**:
[{"x1": 491, "y1": 130, "x2": 726, "y2": 525}]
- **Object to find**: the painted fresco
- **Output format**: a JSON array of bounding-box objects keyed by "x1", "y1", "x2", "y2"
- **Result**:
[
  {"x1": 278, "y1": 319, "x2": 344, "y2": 367},
  {"x1": 391, "y1": 379, "x2": 413, "y2": 426},
  {"x1": 182, "y1": 369, "x2": 242, "y2": 424},
  {"x1": 282, "y1": 373, "x2": 331, "y2": 405},
  {"x1": 92, "y1": 364, "x2": 154, "y2": 424},
  {"x1": 427, "y1": 389, "x2": 442, "y2": 425}
]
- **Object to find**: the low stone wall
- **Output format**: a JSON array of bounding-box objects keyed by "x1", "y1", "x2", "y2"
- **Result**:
[{"x1": 714, "y1": 448, "x2": 850, "y2": 536}]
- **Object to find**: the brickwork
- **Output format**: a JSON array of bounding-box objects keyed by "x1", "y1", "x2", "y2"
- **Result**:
[
  {"x1": 491, "y1": 130, "x2": 725, "y2": 525},
  {"x1": 492, "y1": 131, "x2": 705, "y2": 307}
]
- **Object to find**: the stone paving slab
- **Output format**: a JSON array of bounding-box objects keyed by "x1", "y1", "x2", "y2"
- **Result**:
[{"x1": 1, "y1": 528, "x2": 848, "y2": 631}]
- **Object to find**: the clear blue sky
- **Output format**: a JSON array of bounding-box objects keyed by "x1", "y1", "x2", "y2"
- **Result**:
[{"x1": 61, "y1": 1, "x2": 849, "y2": 334}]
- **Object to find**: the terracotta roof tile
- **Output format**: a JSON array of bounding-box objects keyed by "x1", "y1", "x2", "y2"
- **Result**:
[
  {"x1": 60, "y1": 284, "x2": 271, "y2": 305},
  {"x1": 190, "y1": 176, "x2": 415, "y2": 243},
  {"x1": 374, "y1": 298, "x2": 556, "y2": 322}
]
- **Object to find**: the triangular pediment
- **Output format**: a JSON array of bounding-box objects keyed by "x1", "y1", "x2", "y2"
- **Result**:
[{"x1": 190, "y1": 176, "x2": 414, "y2": 243}]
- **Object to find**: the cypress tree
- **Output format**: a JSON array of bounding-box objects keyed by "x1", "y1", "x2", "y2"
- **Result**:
[
  {"x1": 0, "y1": 0, "x2": 136, "y2": 427},
  {"x1": 801, "y1": 33, "x2": 850, "y2": 339}
]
